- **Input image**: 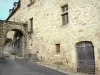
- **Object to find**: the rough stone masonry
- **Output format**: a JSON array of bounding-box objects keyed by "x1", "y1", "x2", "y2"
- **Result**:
[{"x1": 1, "y1": 0, "x2": 100, "y2": 75}]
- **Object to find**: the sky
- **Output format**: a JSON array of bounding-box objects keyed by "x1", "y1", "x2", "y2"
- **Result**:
[{"x1": 0, "y1": 0, "x2": 18, "y2": 20}]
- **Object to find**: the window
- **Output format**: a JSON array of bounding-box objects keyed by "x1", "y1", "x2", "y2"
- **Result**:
[
  {"x1": 28, "y1": 18, "x2": 33, "y2": 33},
  {"x1": 56, "y1": 44, "x2": 60, "y2": 53},
  {"x1": 61, "y1": 4, "x2": 68, "y2": 25}
]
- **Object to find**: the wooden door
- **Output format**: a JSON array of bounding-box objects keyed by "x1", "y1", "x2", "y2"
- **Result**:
[{"x1": 76, "y1": 41, "x2": 95, "y2": 74}]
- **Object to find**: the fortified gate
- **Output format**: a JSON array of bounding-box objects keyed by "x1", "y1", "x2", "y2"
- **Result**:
[{"x1": 0, "y1": 20, "x2": 27, "y2": 57}]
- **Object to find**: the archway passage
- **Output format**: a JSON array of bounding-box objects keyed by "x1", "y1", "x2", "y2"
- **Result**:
[
  {"x1": 4, "y1": 29, "x2": 24, "y2": 57},
  {"x1": 76, "y1": 41, "x2": 95, "y2": 74}
]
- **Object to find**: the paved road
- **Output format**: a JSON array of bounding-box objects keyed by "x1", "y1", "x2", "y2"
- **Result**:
[{"x1": 0, "y1": 59, "x2": 68, "y2": 75}]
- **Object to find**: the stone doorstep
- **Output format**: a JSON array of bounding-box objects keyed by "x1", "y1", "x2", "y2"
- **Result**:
[{"x1": 36, "y1": 62, "x2": 94, "y2": 75}]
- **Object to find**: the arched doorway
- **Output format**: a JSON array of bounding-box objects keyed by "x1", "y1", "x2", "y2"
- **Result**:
[
  {"x1": 76, "y1": 41, "x2": 95, "y2": 74},
  {"x1": 4, "y1": 29, "x2": 24, "y2": 57}
]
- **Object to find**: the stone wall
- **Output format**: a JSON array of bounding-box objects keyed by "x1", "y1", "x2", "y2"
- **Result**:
[
  {"x1": 7, "y1": 0, "x2": 100, "y2": 74},
  {"x1": 0, "y1": 22, "x2": 4, "y2": 57}
]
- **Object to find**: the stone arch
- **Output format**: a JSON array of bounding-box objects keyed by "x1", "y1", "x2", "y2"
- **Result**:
[
  {"x1": 5, "y1": 28, "x2": 25, "y2": 38},
  {"x1": 4, "y1": 29, "x2": 24, "y2": 43},
  {"x1": 0, "y1": 22, "x2": 27, "y2": 58},
  {"x1": 76, "y1": 41, "x2": 93, "y2": 47},
  {"x1": 3, "y1": 29, "x2": 25, "y2": 57}
]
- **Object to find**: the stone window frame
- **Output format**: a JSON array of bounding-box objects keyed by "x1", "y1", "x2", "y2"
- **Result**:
[
  {"x1": 27, "y1": 0, "x2": 35, "y2": 7},
  {"x1": 61, "y1": 4, "x2": 68, "y2": 25}
]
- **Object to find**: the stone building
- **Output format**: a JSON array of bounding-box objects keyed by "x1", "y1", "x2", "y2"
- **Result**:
[{"x1": 4, "y1": 0, "x2": 100, "y2": 74}]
